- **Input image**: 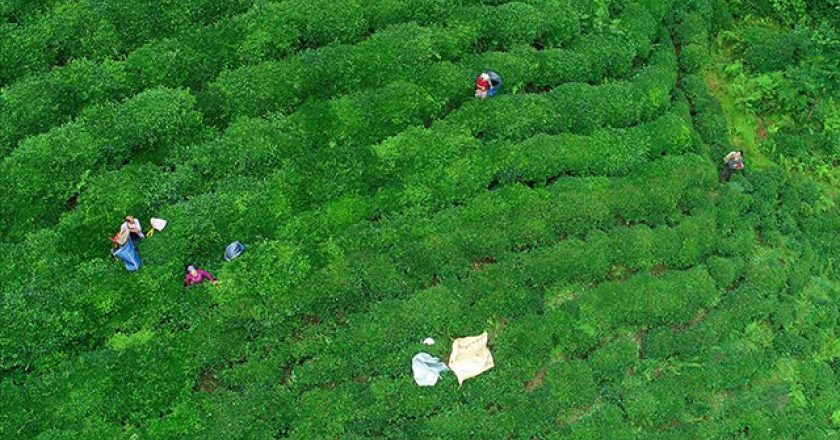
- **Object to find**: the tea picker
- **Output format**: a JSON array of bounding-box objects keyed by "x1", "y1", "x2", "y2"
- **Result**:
[
  {"x1": 475, "y1": 71, "x2": 502, "y2": 99},
  {"x1": 109, "y1": 215, "x2": 144, "y2": 248},
  {"x1": 720, "y1": 151, "x2": 744, "y2": 183},
  {"x1": 109, "y1": 215, "x2": 145, "y2": 272},
  {"x1": 184, "y1": 265, "x2": 217, "y2": 287}
]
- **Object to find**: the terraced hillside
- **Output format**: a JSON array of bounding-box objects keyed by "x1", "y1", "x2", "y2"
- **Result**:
[{"x1": 1, "y1": 0, "x2": 838, "y2": 438}]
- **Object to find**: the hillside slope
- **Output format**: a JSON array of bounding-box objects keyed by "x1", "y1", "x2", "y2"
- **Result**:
[{"x1": 1, "y1": 0, "x2": 838, "y2": 438}]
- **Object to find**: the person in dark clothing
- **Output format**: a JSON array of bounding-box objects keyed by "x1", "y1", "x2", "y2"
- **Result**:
[{"x1": 720, "y1": 151, "x2": 744, "y2": 182}]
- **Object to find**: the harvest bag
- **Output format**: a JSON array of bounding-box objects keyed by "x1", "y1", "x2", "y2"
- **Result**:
[
  {"x1": 412, "y1": 353, "x2": 449, "y2": 386},
  {"x1": 113, "y1": 239, "x2": 142, "y2": 272},
  {"x1": 487, "y1": 71, "x2": 502, "y2": 97},
  {"x1": 224, "y1": 241, "x2": 245, "y2": 261}
]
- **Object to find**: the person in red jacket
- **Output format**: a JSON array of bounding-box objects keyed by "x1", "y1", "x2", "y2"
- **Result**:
[
  {"x1": 475, "y1": 72, "x2": 491, "y2": 99},
  {"x1": 184, "y1": 265, "x2": 217, "y2": 287}
]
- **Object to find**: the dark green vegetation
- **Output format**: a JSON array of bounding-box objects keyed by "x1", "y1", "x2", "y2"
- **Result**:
[{"x1": 1, "y1": 0, "x2": 838, "y2": 438}]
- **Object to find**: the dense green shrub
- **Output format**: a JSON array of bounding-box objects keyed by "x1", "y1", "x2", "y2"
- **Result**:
[
  {"x1": 580, "y1": 267, "x2": 719, "y2": 335},
  {"x1": 0, "y1": 2, "x2": 118, "y2": 85},
  {"x1": 705, "y1": 256, "x2": 742, "y2": 287},
  {"x1": 0, "y1": 0, "x2": 253, "y2": 86},
  {"x1": 2, "y1": 0, "x2": 839, "y2": 438},
  {"x1": 624, "y1": 377, "x2": 688, "y2": 428},
  {"x1": 448, "y1": 39, "x2": 677, "y2": 139},
  {"x1": 0, "y1": 59, "x2": 131, "y2": 156},
  {"x1": 0, "y1": 88, "x2": 204, "y2": 238},
  {"x1": 88, "y1": 0, "x2": 253, "y2": 51},
  {"x1": 588, "y1": 336, "x2": 639, "y2": 383},
  {"x1": 494, "y1": 111, "x2": 696, "y2": 180},
  {"x1": 738, "y1": 25, "x2": 804, "y2": 73},
  {"x1": 0, "y1": 0, "x2": 501, "y2": 160},
  {"x1": 204, "y1": 0, "x2": 586, "y2": 124},
  {"x1": 543, "y1": 360, "x2": 597, "y2": 407},
  {"x1": 0, "y1": 1, "x2": 61, "y2": 22},
  {"x1": 681, "y1": 73, "x2": 732, "y2": 156},
  {"x1": 679, "y1": 43, "x2": 710, "y2": 73},
  {"x1": 171, "y1": 115, "x2": 305, "y2": 184},
  {"x1": 53, "y1": 164, "x2": 180, "y2": 258}
]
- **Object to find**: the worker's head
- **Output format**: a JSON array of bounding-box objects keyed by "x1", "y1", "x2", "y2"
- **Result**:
[
  {"x1": 480, "y1": 73, "x2": 490, "y2": 81},
  {"x1": 125, "y1": 215, "x2": 134, "y2": 223},
  {"x1": 187, "y1": 265, "x2": 197, "y2": 275}
]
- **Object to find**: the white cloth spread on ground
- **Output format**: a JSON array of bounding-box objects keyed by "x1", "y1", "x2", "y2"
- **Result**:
[
  {"x1": 448, "y1": 332, "x2": 494, "y2": 385},
  {"x1": 412, "y1": 353, "x2": 449, "y2": 386}
]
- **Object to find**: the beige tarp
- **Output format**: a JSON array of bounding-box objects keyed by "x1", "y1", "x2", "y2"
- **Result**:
[{"x1": 448, "y1": 332, "x2": 494, "y2": 385}]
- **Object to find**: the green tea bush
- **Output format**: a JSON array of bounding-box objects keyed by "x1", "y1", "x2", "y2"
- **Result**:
[
  {"x1": 0, "y1": 88, "x2": 203, "y2": 238},
  {"x1": 0, "y1": 59, "x2": 131, "y2": 156},
  {"x1": 530, "y1": 2, "x2": 670, "y2": 84},
  {"x1": 562, "y1": 404, "x2": 635, "y2": 440},
  {"x1": 170, "y1": 115, "x2": 304, "y2": 184},
  {"x1": 492, "y1": 314, "x2": 555, "y2": 365},
  {"x1": 53, "y1": 164, "x2": 179, "y2": 258},
  {"x1": 681, "y1": 74, "x2": 731, "y2": 156},
  {"x1": 0, "y1": 2, "x2": 118, "y2": 85},
  {"x1": 0, "y1": 1, "x2": 61, "y2": 22},
  {"x1": 213, "y1": 241, "x2": 313, "y2": 321},
  {"x1": 580, "y1": 267, "x2": 718, "y2": 335},
  {"x1": 0, "y1": 0, "x2": 495, "y2": 159},
  {"x1": 679, "y1": 44, "x2": 711, "y2": 74},
  {"x1": 588, "y1": 336, "x2": 639, "y2": 383},
  {"x1": 543, "y1": 360, "x2": 597, "y2": 407},
  {"x1": 494, "y1": 111, "x2": 695, "y2": 181},
  {"x1": 674, "y1": 12, "x2": 711, "y2": 46},
  {"x1": 738, "y1": 25, "x2": 804, "y2": 73},
  {"x1": 3, "y1": 0, "x2": 838, "y2": 437},
  {"x1": 206, "y1": 0, "x2": 581, "y2": 124},
  {"x1": 0, "y1": 0, "x2": 253, "y2": 86},
  {"x1": 0, "y1": 124, "x2": 100, "y2": 237},
  {"x1": 705, "y1": 255, "x2": 742, "y2": 287},
  {"x1": 484, "y1": 2, "x2": 544, "y2": 49},
  {"x1": 449, "y1": 40, "x2": 677, "y2": 139},
  {"x1": 141, "y1": 179, "x2": 291, "y2": 266},
  {"x1": 0, "y1": 234, "x2": 130, "y2": 373},
  {"x1": 88, "y1": 0, "x2": 253, "y2": 51},
  {"x1": 624, "y1": 377, "x2": 688, "y2": 428},
  {"x1": 203, "y1": 165, "x2": 720, "y2": 392}
]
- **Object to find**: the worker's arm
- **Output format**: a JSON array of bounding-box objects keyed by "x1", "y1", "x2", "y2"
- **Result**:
[{"x1": 199, "y1": 270, "x2": 217, "y2": 283}]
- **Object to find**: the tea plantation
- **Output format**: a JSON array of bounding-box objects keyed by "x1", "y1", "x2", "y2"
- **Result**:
[{"x1": 1, "y1": 0, "x2": 839, "y2": 438}]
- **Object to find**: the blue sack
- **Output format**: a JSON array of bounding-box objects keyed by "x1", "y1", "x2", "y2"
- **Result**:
[
  {"x1": 224, "y1": 241, "x2": 245, "y2": 261},
  {"x1": 487, "y1": 71, "x2": 502, "y2": 97},
  {"x1": 113, "y1": 238, "x2": 142, "y2": 272}
]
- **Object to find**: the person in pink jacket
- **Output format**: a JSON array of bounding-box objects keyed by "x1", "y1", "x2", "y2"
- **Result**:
[{"x1": 184, "y1": 265, "x2": 217, "y2": 287}]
